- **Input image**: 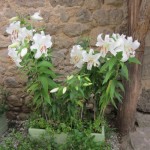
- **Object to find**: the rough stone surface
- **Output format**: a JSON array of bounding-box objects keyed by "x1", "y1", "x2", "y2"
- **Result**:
[
  {"x1": 7, "y1": 95, "x2": 22, "y2": 107},
  {"x1": 16, "y1": 0, "x2": 45, "y2": 7},
  {"x1": 90, "y1": 27, "x2": 113, "y2": 46},
  {"x1": 3, "y1": 77, "x2": 19, "y2": 88},
  {"x1": 93, "y1": 9, "x2": 109, "y2": 26},
  {"x1": 136, "y1": 112, "x2": 150, "y2": 127},
  {"x1": 84, "y1": 0, "x2": 102, "y2": 10},
  {"x1": 63, "y1": 23, "x2": 90, "y2": 37},
  {"x1": 137, "y1": 89, "x2": 150, "y2": 113},
  {"x1": 109, "y1": 9, "x2": 123, "y2": 25},
  {"x1": 105, "y1": 0, "x2": 123, "y2": 6},
  {"x1": 49, "y1": 0, "x2": 84, "y2": 7},
  {"x1": 0, "y1": 0, "x2": 128, "y2": 120},
  {"x1": 93, "y1": 9, "x2": 123, "y2": 26},
  {"x1": 129, "y1": 128, "x2": 150, "y2": 150},
  {"x1": 0, "y1": 36, "x2": 11, "y2": 48},
  {"x1": 76, "y1": 8, "x2": 92, "y2": 23}
]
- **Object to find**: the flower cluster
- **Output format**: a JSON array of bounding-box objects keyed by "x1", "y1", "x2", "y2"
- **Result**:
[
  {"x1": 6, "y1": 12, "x2": 52, "y2": 67},
  {"x1": 70, "y1": 33, "x2": 140, "y2": 70}
]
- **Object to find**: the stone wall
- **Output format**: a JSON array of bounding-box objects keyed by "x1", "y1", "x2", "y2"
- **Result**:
[
  {"x1": 136, "y1": 30, "x2": 150, "y2": 127},
  {"x1": 0, "y1": 0, "x2": 127, "y2": 120}
]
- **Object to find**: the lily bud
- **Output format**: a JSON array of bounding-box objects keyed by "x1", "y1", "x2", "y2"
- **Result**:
[
  {"x1": 50, "y1": 88, "x2": 59, "y2": 93},
  {"x1": 62, "y1": 87, "x2": 67, "y2": 94},
  {"x1": 21, "y1": 48, "x2": 28, "y2": 57},
  {"x1": 30, "y1": 12, "x2": 43, "y2": 21},
  {"x1": 9, "y1": 16, "x2": 19, "y2": 23},
  {"x1": 8, "y1": 42, "x2": 20, "y2": 48}
]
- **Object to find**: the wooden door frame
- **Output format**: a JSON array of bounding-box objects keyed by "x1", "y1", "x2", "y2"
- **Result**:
[{"x1": 117, "y1": 0, "x2": 150, "y2": 135}]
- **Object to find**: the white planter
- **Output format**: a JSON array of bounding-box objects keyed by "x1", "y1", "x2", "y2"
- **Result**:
[{"x1": 28, "y1": 126, "x2": 105, "y2": 144}]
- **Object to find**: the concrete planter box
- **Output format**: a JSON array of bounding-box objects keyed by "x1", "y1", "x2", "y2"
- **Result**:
[
  {"x1": 28, "y1": 126, "x2": 105, "y2": 144},
  {"x1": 0, "y1": 113, "x2": 8, "y2": 136}
]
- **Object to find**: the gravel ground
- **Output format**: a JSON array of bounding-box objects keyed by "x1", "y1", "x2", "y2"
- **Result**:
[{"x1": 108, "y1": 132, "x2": 120, "y2": 150}]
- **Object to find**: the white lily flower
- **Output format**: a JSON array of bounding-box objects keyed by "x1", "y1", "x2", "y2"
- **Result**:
[
  {"x1": 30, "y1": 11, "x2": 43, "y2": 21},
  {"x1": 70, "y1": 45, "x2": 86, "y2": 68},
  {"x1": 114, "y1": 36, "x2": 140, "y2": 62},
  {"x1": 8, "y1": 48, "x2": 22, "y2": 67},
  {"x1": 30, "y1": 31, "x2": 52, "y2": 59},
  {"x1": 96, "y1": 34, "x2": 114, "y2": 57},
  {"x1": 18, "y1": 27, "x2": 33, "y2": 43},
  {"x1": 21, "y1": 48, "x2": 28, "y2": 57},
  {"x1": 50, "y1": 88, "x2": 59, "y2": 93},
  {"x1": 9, "y1": 16, "x2": 19, "y2": 23},
  {"x1": 83, "y1": 49, "x2": 101, "y2": 70},
  {"x1": 6, "y1": 21, "x2": 21, "y2": 43},
  {"x1": 63, "y1": 87, "x2": 67, "y2": 94},
  {"x1": 8, "y1": 42, "x2": 20, "y2": 48}
]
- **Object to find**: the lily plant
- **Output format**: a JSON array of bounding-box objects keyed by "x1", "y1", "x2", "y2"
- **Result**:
[
  {"x1": 6, "y1": 12, "x2": 58, "y2": 119},
  {"x1": 70, "y1": 34, "x2": 140, "y2": 115}
]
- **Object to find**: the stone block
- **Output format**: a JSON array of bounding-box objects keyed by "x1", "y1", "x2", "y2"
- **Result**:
[
  {"x1": 17, "y1": 113, "x2": 29, "y2": 120},
  {"x1": 3, "y1": 77, "x2": 19, "y2": 88},
  {"x1": 63, "y1": 23, "x2": 90, "y2": 37},
  {"x1": 136, "y1": 112, "x2": 150, "y2": 127},
  {"x1": 76, "y1": 8, "x2": 92, "y2": 23},
  {"x1": 93, "y1": 9, "x2": 109, "y2": 26},
  {"x1": 105, "y1": 0, "x2": 123, "y2": 6},
  {"x1": 0, "y1": 36, "x2": 11, "y2": 48},
  {"x1": 16, "y1": 0, "x2": 45, "y2": 7},
  {"x1": 93, "y1": 9, "x2": 123, "y2": 25},
  {"x1": 129, "y1": 128, "x2": 150, "y2": 150},
  {"x1": 7, "y1": 95, "x2": 22, "y2": 107},
  {"x1": 84, "y1": 0, "x2": 101, "y2": 10},
  {"x1": 60, "y1": 9, "x2": 70, "y2": 22},
  {"x1": 53, "y1": 35, "x2": 73, "y2": 48},
  {"x1": 49, "y1": 0, "x2": 84, "y2": 7},
  {"x1": 0, "y1": 67, "x2": 6, "y2": 75},
  {"x1": 109, "y1": 9, "x2": 123, "y2": 25},
  {"x1": 137, "y1": 89, "x2": 150, "y2": 113},
  {"x1": 3, "y1": 8, "x2": 16, "y2": 18}
]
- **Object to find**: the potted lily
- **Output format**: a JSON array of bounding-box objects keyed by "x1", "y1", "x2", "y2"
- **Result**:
[
  {"x1": 6, "y1": 12, "x2": 59, "y2": 138},
  {"x1": 6, "y1": 12, "x2": 141, "y2": 146}
]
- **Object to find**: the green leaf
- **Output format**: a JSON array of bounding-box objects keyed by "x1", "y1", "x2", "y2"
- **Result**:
[
  {"x1": 117, "y1": 81, "x2": 125, "y2": 92},
  {"x1": 39, "y1": 76, "x2": 48, "y2": 93},
  {"x1": 99, "y1": 61, "x2": 109, "y2": 73},
  {"x1": 108, "y1": 57, "x2": 117, "y2": 71},
  {"x1": 27, "y1": 83, "x2": 39, "y2": 93},
  {"x1": 128, "y1": 57, "x2": 141, "y2": 64},
  {"x1": 38, "y1": 67, "x2": 56, "y2": 78},
  {"x1": 103, "y1": 70, "x2": 115, "y2": 84},
  {"x1": 48, "y1": 79, "x2": 57, "y2": 88},
  {"x1": 37, "y1": 61, "x2": 53, "y2": 68},
  {"x1": 115, "y1": 92, "x2": 123, "y2": 103},
  {"x1": 76, "y1": 101, "x2": 83, "y2": 107},
  {"x1": 110, "y1": 79, "x2": 117, "y2": 100},
  {"x1": 121, "y1": 63, "x2": 128, "y2": 80},
  {"x1": 116, "y1": 52, "x2": 123, "y2": 60},
  {"x1": 33, "y1": 93, "x2": 41, "y2": 105},
  {"x1": 42, "y1": 89, "x2": 51, "y2": 105}
]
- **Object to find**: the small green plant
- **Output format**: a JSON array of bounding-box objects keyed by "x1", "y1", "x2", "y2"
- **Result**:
[
  {"x1": 0, "y1": 130, "x2": 111, "y2": 150},
  {"x1": 59, "y1": 130, "x2": 111, "y2": 150},
  {"x1": 0, "y1": 130, "x2": 57, "y2": 150},
  {"x1": 6, "y1": 13, "x2": 59, "y2": 120}
]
